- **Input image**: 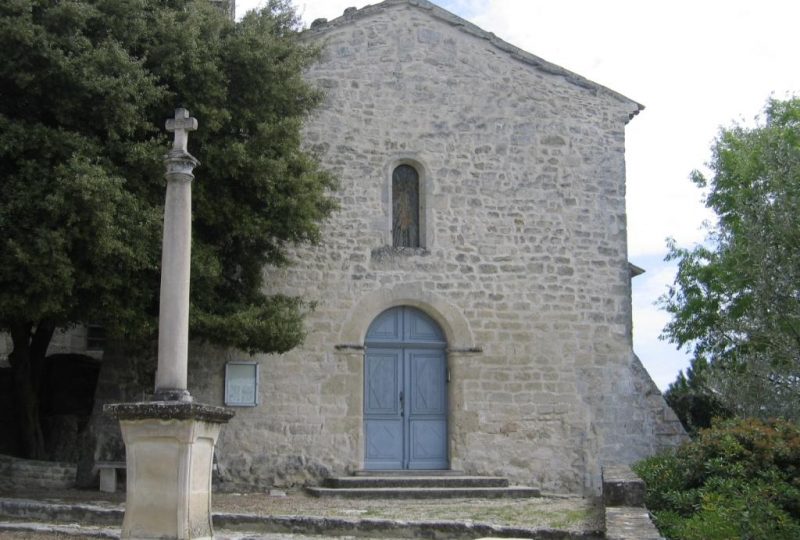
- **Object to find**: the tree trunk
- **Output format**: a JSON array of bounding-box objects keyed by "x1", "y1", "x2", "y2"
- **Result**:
[{"x1": 8, "y1": 321, "x2": 56, "y2": 460}]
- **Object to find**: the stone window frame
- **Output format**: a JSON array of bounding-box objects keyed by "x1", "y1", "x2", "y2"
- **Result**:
[{"x1": 382, "y1": 155, "x2": 433, "y2": 250}]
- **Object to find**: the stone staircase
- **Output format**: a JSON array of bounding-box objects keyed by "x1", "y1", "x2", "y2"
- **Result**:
[
  {"x1": 603, "y1": 465, "x2": 664, "y2": 540},
  {"x1": 0, "y1": 454, "x2": 76, "y2": 490},
  {"x1": 307, "y1": 471, "x2": 541, "y2": 499}
]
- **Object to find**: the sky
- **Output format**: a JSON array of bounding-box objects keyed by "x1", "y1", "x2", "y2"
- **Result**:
[{"x1": 236, "y1": 0, "x2": 800, "y2": 390}]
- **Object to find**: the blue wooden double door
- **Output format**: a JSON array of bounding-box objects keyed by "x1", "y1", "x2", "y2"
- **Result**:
[{"x1": 364, "y1": 306, "x2": 449, "y2": 470}]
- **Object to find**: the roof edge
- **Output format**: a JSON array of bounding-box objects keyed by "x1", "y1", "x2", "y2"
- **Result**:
[
  {"x1": 303, "y1": 0, "x2": 644, "y2": 120},
  {"x1": 629, "y1": 262, "x2": 646, "y2": 278}
]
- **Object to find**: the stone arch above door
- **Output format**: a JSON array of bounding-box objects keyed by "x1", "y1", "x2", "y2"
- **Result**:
[{"x1": 338, "y1": 284, "x2": 476, "y2": 350}]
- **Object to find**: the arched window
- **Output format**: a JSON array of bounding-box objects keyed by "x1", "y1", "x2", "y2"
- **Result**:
[{"x1": 392, "y1": 164, "x2": 420, "y2": 248}]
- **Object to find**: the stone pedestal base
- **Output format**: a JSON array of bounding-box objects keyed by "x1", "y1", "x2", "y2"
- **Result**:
[{"x1": 105, "y1": 402, "x2": 234, "y2": 540}]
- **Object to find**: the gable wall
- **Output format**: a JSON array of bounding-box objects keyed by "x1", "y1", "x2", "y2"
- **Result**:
[{"x1": 186, "y1": 2, "x2": 684, "y2": 494}]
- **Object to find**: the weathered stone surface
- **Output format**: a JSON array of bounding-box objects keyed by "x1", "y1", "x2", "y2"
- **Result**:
[
  {"x1": 602, "y1": 466, "x2": 663, "y2": 539},
  {"x1": 605, "y1": 507, "x2": 664, "y2": 540},
  {"x1": 116, "y1": 415, "x2": 225, "y2": 539},
  {"x1": 104, "y1": 401, "x2": 234, "y2": 423},
  {"x1": 154, "y1": 108, "x2": 200, "y2": 404},
  {"x1": 602, "y1": 465, "x2": 646, "y2": 508},
  {"x1": 0, "y1": 455, "x2": 76, "y2": 491},
  {"x1": 0, "y1": 498, "x2": 123, "y2": 525},
  {"x1": 97, "y1": 462, "x2": 124, "y2": 493}
]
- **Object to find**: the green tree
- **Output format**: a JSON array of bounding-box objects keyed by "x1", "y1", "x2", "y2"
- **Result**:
[
  {"x1": 0, "y1": 0, "x2": 335, "y2": 459},
  {"x1": 661, "y1": 97, "x2": 800, "y2": 421},
  {"x1": 664, "y1": 357, "x2": 731, "y2": 436}
]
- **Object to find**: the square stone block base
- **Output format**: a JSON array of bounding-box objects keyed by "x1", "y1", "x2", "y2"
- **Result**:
[{"x1": 106, "y1": 402, "x2": 233, "y2": 540}]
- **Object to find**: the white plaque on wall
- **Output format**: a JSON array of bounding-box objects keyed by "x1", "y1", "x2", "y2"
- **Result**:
[{"x1": 224, "y1": 362, "x2": 259, "y2": 407}]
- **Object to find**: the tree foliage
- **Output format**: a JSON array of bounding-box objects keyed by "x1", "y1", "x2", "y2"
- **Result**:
[
  {"x1": 634, "y1": 418, "x2": 800, "y2": 540},
  {"x1": 664, "y1": 357, "x2": 731, "y2": 436},
  {"x1": 661, "y1": 97, "x2": 800, "y2": 421},
  {"x1": 0, "y1": 0, "x2": 335, "y2": 458}
]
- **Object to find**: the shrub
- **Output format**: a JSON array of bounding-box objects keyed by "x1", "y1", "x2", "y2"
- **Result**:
[{"x1": 633, "y1": 418, "x2": 800, "y2": 540}]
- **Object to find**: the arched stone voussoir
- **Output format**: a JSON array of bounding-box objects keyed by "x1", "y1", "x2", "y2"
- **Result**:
[{"x1": 338, "y1": 284, "x2": 476, "y2": 350}]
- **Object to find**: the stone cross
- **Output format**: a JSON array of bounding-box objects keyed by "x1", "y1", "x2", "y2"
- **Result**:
[
  {"x1": 166, "y1": 108, "x2": 198, "y2": 154},
  {"x1": 106, "y1": 107, "x2": 232, "y2": 540},
  {"x1": 154, "y1": 109, "x2": 200, "y2": 403}
]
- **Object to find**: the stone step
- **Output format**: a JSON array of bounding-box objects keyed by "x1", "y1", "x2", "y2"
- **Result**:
[
  {"x1": 324, "y1": 475, "x2": 509, "y2": 489},
  {"x1": 352, "y1": 469, "x2": 465, "y2": 476},
  {"x1": 0, "y1": 478, "x2": 75, "y2": 490},
  {"x1": 9, "y1": 468, "x2": 76, "y2": 477},
  {"x1": 0, "y1": 454, "x2": 76, "y2": 490},
  {"x1": 306, "y1": 486, "x2": 541, "y2": 499},
  {"x1": 0, "y1": 481, "x2": 74, "y2": 491},
  {"x1": 4, "y1": 468, "x2": 75, "y2": 476},
  {"x1": 14, "y1": 476, "x2": 75, "y2": 484},
  {"x1": 0, "y1": 454, "x2": 76, "y2": 469},
  {"x1": 13, "y1": 463, "x2": 76, "y2": 470},
  {"x1": 3, "y1": 466, "x2": 76, "y2": 477},
  {"x1": 4, "y1": 469, "x2": 75, "y2": 478},
  {"x1": 0, "y1": 498, "x2": 585, "y2": 540},
  {"x1": 4, "y1": 474, "x2": 72, "y2": 482}
]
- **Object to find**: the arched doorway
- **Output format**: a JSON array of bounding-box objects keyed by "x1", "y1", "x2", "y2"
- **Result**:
[{"x1": 364, "y1": 306, "x2": 448, "y2": 470}]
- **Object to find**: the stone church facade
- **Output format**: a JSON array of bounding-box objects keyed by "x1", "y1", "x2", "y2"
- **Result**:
[{"x1": 180, "y1": 0, "x2": 685, "y2": 495}]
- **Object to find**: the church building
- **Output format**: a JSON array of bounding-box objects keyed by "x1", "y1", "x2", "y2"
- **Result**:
[{"x1": 172, "y1": 0, "x2": 686, "y2": 495}]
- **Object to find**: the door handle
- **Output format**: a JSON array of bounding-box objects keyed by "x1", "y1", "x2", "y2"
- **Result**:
[{"x1": 399, "y1": 391, "x2": 404, "y2": 417}]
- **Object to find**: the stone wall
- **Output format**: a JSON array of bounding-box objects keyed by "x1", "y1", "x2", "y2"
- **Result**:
[{"x1": 182, "y1": 0, "x2": 685, "y2": 495}]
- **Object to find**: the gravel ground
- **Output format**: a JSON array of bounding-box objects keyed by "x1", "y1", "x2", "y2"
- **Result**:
[{"x1": 0, "y1": 487, "x2": 603, "y2": 539}]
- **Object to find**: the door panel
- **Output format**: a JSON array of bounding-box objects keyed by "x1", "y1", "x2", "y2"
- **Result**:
[
  {"x1": 364, "y1": 419, "x2": 403, "y2": 469},
  {"x1": 407, "y1": 348, "x2": 448, "y2": 469},
  {"x1": 364, "y1": 350, "x2": 401, "y2": 415},
  {"x1": 408, "y1": 350, "x2": 446, "y2": 415},
  {"x1": 409, "y1": 419, "x2": 448, "y2": 469},
  {"x1": 367, "y1": 308, "x2": 403, "y2": 342},
  {"x1": 405, "y1": 311, "x2": 444, "y2": 342}
]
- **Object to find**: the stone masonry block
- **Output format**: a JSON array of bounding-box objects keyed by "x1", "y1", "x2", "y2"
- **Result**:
[{"x1": 603, "y1": 465, "x2": 647, "y2": 507}]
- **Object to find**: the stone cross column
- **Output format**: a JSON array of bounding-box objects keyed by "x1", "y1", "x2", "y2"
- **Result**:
[
  {"x1": 106, "y1": 108, "x2": 233, "y2": 540},
  {"x1": 154, "y1": 108, "x2": 200, "y2": 402}
]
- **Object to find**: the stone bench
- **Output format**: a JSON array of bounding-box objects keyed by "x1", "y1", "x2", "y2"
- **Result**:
[{"x1": 95, "y1": 461, "x2": 126, "y2": 493}]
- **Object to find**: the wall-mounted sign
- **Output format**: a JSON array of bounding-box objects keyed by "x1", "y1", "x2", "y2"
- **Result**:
[{"x1": 224, "y1": 362, "x2": 259, "y2": 407}]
